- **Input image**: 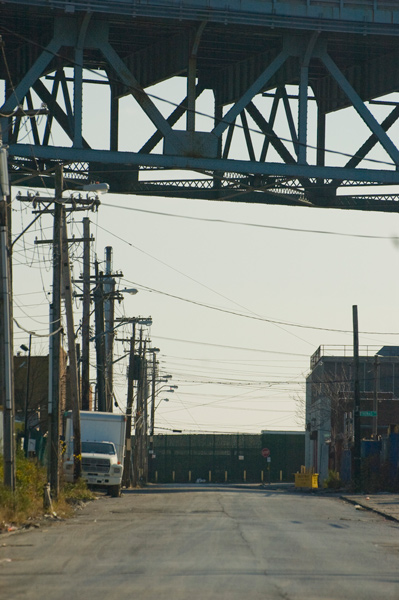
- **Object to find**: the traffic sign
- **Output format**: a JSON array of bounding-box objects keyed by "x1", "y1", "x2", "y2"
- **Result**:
[
  {"x1": 261, "y1": 447, "x2": 270, "y2": 458},
  {"x1": 360, "y1": 411, "x2": 377, "y2": 417}
]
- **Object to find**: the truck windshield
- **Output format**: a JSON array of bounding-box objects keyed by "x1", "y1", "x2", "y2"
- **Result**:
[{"x1": 81, "y1": 442, "x2": 116, "y2": 455}]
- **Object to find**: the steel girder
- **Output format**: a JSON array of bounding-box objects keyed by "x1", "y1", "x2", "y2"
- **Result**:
[
  {"x1": 2, "y1": 5, "x2": 399, "y2": 211},
  {"x1": 3, "y1": 1, "x2": 399, "y2": 33}
]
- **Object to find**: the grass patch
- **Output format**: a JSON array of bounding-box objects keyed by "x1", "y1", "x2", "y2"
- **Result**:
[
  {"x1": 0, "y1": 452, "x2": 95, "y2": 529},
  {"x1": 61, "y1": 478, "x2": 96, "y2": 504}
]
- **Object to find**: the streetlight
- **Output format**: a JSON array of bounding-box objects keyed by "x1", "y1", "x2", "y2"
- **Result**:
[{"x1": 155, "y1": 397, "x2": 169, "y2": 412}]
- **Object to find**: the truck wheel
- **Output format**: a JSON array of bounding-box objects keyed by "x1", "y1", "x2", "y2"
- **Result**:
[{"x1": 110, "y1": 484, "x2": 121, "y2": 498}]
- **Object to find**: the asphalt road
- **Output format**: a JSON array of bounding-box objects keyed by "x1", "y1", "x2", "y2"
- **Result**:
[{"x1": 1, "y1": 484, "x2": 399, "y2": 599}]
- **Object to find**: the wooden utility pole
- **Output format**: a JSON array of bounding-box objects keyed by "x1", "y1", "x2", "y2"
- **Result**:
[
  {"x1": 353, "y1": 305, "x2": 361, "y2": 491},
  {"x1": 0, "y1": 144, "x2": 15, "y2": 491},
  {"x1": 94, "y1": 262, "x2": 107, "y2": 411},
  {"x1": 81, "y1": 217, "x2": 91, "y2": 410},
  {"x1": 116, "y1": 315, "x2": 152, "y2": 487},
  {"x1": 148, "y1": 350, "x2": 157, "y2": 482},
  {"x1": 48, "y1": 166, "x2": 63, "y2": 499},
  {"x1": 104, "y1": 246, "x2": 115, "y2": 412},
  {"x1": 133, "y1": 329, "x2": 144, "y2": 485},
  {"x1": 141, "y1": 338, "x2": 148, "y2": 482},
  {"x1": 150, "y1": 351, "x2": 157, "y2": 437},
  {"x1": 123, "y1": 323, "x2": 136, "y2": 488},
  {"x1": 61, "y1": 210, "x2": 81, "y2": 481}
]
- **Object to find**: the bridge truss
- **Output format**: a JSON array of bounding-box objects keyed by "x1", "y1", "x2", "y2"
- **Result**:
[{"x1": 2, "y1": 1, "x2": 399, "y2": 211}]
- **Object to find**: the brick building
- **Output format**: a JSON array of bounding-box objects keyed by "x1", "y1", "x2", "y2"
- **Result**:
[
  {"x1": 305, "y1": 345, "x2": 399, "y2": 483},
  {"x1": 14, "y1": 351, "x2": 69, "y2": 435}
]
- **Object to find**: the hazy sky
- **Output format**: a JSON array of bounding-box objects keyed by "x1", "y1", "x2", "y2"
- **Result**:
[{"x1": 10, "y1": 72, "x2": 399, "y2": 434}]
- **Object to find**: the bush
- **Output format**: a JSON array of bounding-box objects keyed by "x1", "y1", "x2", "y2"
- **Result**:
[
  {"x1": 62, "y1": 479, "x2": 95, "y2": 504},
  {"x1": 0, "y1": 453, "x2": 94, "y2": 528},
  {"x1": 323, "y1": 469, "x2": 343, "y2": 490},
  {"x1": 0, "y1": 452, "x2": 47, "y2": 526}
]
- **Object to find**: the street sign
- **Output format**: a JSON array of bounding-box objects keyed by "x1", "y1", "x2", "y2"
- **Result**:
[
  {"x1": 360, "y1": 411, "x2": 377, "y2": 417},
  {"x1": 261, "y1": 447, "x2": 270, "y2": 458}
]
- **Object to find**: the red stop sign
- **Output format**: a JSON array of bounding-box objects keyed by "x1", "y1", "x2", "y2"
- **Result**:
[{"x1": 261, "y1": 447, "x2": 270, "y2": 458}]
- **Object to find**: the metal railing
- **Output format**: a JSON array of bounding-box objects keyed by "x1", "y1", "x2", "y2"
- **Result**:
[{"x1": 310, "y1": 345, "x2": 382, "y2": 368}]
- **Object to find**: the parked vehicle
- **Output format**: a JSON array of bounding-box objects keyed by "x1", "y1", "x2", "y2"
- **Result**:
[{"x1": 63, "y1": 411, "x2": 126, "y2": 497}]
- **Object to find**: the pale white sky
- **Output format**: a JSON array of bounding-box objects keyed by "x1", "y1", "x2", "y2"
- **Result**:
[{"x1": 10, "y1": 72, "x2": 399, "y2": 434}]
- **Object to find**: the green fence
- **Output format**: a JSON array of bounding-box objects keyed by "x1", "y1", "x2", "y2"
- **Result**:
[{"x1": 150, "y1": 433, "x2": 305, "y2": 483}]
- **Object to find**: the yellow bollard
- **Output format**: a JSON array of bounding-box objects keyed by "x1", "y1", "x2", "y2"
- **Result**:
[
  {"x1": 261, "y1": 470, "x2": 264, "y2": 482},
  {"x1": 172, "y1": 470, "x2": 175, "y2": 482},
  {"x1": 155, "y1": 471, "x2": 158, "y2": 483},
  {"x1": 225, "y1": 471, "x2": 228, "y2": 483},
  {"x1": 189, "y1": 470, "x2": 191, "y2": 483},
  {"x1": 243, "y1": 470, "x2": 246, "y2": 482},
  {"x1": 209, "y1": 471, "x2": 212, "y2": 483}
]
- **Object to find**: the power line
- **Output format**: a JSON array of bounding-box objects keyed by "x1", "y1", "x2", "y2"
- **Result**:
[
  {"x1": 153, "y1": 334, "x2": 309, "y2": 356},
  {"x1": 93, "y1": 219, "x2": 398, "y2": 336},
  {"x1": 102, "y1": 202, "x2": 399, "y2": 242},
  {"x1": 125, "y1": 279, "x2": 399, "y2": 335}
]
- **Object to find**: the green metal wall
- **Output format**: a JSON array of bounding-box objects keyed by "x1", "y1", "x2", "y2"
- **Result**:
[{"x1": 150, "y1": 433, "x2": 305, "y2": 483}]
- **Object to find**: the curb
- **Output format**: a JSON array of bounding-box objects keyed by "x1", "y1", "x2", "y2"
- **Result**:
[{"x1": 340, "y1": 495, "x2": 399, "y2": 523}]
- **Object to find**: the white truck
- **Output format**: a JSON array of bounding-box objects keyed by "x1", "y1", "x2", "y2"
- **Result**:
[{"x1": 63, "y1": 411, "x2": 127, "y2": 497}]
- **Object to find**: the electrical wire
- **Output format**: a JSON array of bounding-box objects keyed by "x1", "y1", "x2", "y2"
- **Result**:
[{"x1": 101, "y1": 202, "x2": 399, "y2": 241}]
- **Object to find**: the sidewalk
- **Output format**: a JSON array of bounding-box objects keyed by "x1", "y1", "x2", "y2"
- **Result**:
[{"x1": 341, "y1": 493, "x2": 399, "y2": 522}]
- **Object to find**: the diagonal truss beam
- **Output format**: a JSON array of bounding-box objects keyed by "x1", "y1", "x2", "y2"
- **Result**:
[
  {"x1": 246, "y1": 102, "x2": 296, "y2": 165},
  {"x1": 42, "y1": 70, "x2": 62, "y2": 147},
  {"x1": 260, "y1": 87, "x2": 282, "y2": 162},
  {"x1": 320, "y1": 51, "x2": 399, "y2": 166},
  {"x1": 0, "y1": 37, "x2": 62, "y2": 140},
  {"x1": 32, "y1": 79, "x2": 91, "y2": 148},
  {"x1": 139, "y1": 84, "x2": 205, "y2": 154},
  {"x1": 344, "y1": 104, "x2": 399, "y2": 171},
  {"x1": 98, "y1": 40, "x2": 185, "y2": 155},
  {"x1": 212, "y1": 48, "x2": 290, "y2": 140}
]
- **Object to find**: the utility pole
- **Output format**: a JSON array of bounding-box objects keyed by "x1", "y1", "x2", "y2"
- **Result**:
[
  {"x1": 142, "y1": 340, "x2": 149, "y2": 483},
  {"x1": 133, "y1": 329, "x2": 144, "y2": 485},
  {"x1": 94, "y1": 261, "x2": 107, "y2": 412},
  {"x1": 48, "y1": 165, "x2": 63, "y2": 499},
  {"x1": 0, "y1": 143, "x2": 15, "y2": 491},
  {"x1": 148, "y1": 350, "x2": 157, "y2": 482},
  {"x1": 137, "y1": 334, "x2": 147, "y2": 483},
  {"x1": 150, "y1": 351, "x2": 157, "y2": 437},
  {"x1": 123, "y1": 322, "x2": 136, "y2": 488},
  {"x1": 81, "y1": 217, "x2": 91, "y2": 410},
  {"x1": 353, "y1": 305, "x2": 361, "y2": 492},
  {"x1": 18, "y1": 183, "x2": 100, "y2": 491},
  {"x1": 115, "y1": 316, "x2": 152, "y2": 487},
  {"x1": 61, "y1": 210, "x2": 81, "y2": 481},
  {"x1": 104, "y1": 246, "x2": 115, "y2": 412}
]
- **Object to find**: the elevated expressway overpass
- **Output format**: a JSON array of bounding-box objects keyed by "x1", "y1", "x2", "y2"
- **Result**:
[{"x1": 1, "y1": 1, "x2": 399, "y2": 211}]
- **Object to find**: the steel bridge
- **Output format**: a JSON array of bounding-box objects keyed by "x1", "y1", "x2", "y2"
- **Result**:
[{"x1": 2, "y1": 1, "x2": 399, "y2": 211}]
